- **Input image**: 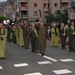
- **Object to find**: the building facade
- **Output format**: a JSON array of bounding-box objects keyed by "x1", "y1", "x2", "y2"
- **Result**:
[
  {"x1": 1, "y1": 0, "x2": 75, "y2": 22},
  {"x1": 18, "y1": 0, "x2": 61, "y2": 22}
]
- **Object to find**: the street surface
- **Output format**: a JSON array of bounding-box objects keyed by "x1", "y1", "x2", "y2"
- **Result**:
[{"x1": 0, "y1": 41, "x2": 75, "y2": 75}]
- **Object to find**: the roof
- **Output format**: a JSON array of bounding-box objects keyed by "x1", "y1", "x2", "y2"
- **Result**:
[{"x1": 0, "y1": 2, "x2": 6, "y2": 8}]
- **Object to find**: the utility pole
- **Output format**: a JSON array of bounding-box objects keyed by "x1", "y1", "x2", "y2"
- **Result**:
[
  {"x1": 48, "y1": 0, "x2": 50, "y2": 25},
  {"x1": 60, "y1": 0, "x2": 62, "y2": 22}
]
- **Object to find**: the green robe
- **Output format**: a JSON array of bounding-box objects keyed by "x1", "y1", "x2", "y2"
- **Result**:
[
  {"x1": 51, "y1": 27, "x2": 59, "y2": 46},
  {"x1": 16, "y1": 29, "x2": 20, "y2": 45},
  {"x1": 19, "y1": 27, "x2": 24, "y2": 46},
  {"x1": 0, "y1": 28, "x2": 7, "y2": 58}
]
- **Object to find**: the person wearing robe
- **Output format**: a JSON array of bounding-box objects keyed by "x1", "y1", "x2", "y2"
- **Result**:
[
  {"x1": 37, "y1": 21, "x2": 49, "y2": 56},
  {"x1": 59, "y1": 23, "x2": 67, "y2": 49},
  {"x1": 12, "y1": 25, "x2": 16, "y2": 45},
  {"x1": 16, "y1": 25, "x2": 20, "y2": 45},
  {"x1": 23, "y1": 24, "x2": 30, "y2": 49},
  {"x1": 7, "y1": 25, "x2": 13, "y2": 42},
  {"x1": 51, "y1": 23, "x2": 59, "y2": 47},
  {"x1": 28, "y1": 24, "x2": 38, "y2": 52},
  {"x1": 19, "y1": 25, "x2": 24, "y2": 47},
  {"x1": 0, "y1": 23, "x2": 7, "y2": 59},
  {"x1": 68, "y1": 21, "x2": 75, "y2": 52}
]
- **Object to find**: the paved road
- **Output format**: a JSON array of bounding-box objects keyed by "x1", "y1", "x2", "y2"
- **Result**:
[{"x1": 0, "y1": 41, "x2": 75, "y2": 75}]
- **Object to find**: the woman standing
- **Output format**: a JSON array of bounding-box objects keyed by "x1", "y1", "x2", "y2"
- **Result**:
[
  {"x1": 51, "y1": 23, "x2": 59, "y2": 47},
  {"x1": 28, "y1": 24, "x2": 38, "y2": 52}
]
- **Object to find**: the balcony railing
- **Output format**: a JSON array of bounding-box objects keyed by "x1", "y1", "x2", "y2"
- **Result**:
[
  {"x1": 20, "y1": 15, "x2": 27, "y2": 17},
  {"x1": 71, "y1": 1, "x2": 75, "y2": 7},
  {"x1": 61, "y1": 0, "x2": 68, "y2": 3},
  {"x1": 19, "y1": 0, "x2": 27, "y2": 2},
  {"x1": 20, "y1": 6, "x2": 27, "y2": 9}
]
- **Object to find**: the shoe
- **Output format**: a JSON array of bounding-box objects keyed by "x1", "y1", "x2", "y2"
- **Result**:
[
  {"x1": 25, "y1": 47, "x2": 28, "y2": 49},
  {"x1": 0, "y1": 57, "x2": 5, "y2": 59},
  {"x1": 41, "y1": 54, "x2": 45, "y2": 56}
]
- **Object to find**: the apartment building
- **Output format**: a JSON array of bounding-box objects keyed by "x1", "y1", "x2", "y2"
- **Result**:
[
  {"x1": 18, "y1": 0, "x2": 61, "y2": 22},
  {"x1": 68, "y1": 0, "x2": 75, "y2": 20},
  {"x1": 1, "y1": 0, "x2": 75, "y2": 22}
]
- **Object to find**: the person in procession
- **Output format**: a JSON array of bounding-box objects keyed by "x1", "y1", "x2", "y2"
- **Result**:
[
  {"x1": 16, "y1": 25, "x2": 20, "y2": 45},
  {"x1": 68, "y1": 21, "x2": 75, "y2": 52},
  {"x1": 37, "y1": 21, "x2": 49, "y2": 56},
  {"x1": 27, "y1": 23, "x2": 38, "y2": 52},
  {"x1": 0, "y1": 22, "x2": 7, "y2": 59},
  {"x1": 59, "y1": 23, "x2": 67, "y2": 49},
  {"x1": 18, "y1": 24, "x2": 24, "y2": 47},
  {"x1": 23, "y1": 24, "x2": 30, "y2": 49},
  {"x1": 51, "y1": 23, "x2": 59, "y2": 47}
]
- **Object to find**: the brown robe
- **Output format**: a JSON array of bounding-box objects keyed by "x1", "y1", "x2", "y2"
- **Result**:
[
  {"x1": 23, "y1": 27, "x2": 30, "y2": 48},
  {"x1": 38, "y1": 26, "x2": 48, "y2": 54}
]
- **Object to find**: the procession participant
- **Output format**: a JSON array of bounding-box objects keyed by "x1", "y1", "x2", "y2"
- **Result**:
[
  {"x1": 51, "y1": 23, "x2": 59, "y2": 47},
  {"x1": 59, "y1": 23, "x2": 67, "y2": 49},
  {"x1": 7, "y1": 25, "x2": 13, "y2": 42},
  {"x1": 0, "y1": 22, "x2": 7, "y2": 59},
  {"x1": 37, "y1": 21, "x2": 49, "y2": 56},
  {"x1": 16, "y1": 25, "x2": 20, "y2": 45},
  {"x1": 27, "y1": 24, "x2": 38, "y2": 52},
  {"x1": 12, "y1": 25, "x2": 16, "y2": 45},
  {"x1": 47, "y1": 26, "x2": 51, "y2": 39},
  {"x1": 68, "y1": 21, "x2": 75, "y2": 52},
  {"x1": 19, "y1": 24, "x2": 24, "y2": 47},
  {"x1": 23, "y1": 24, "x2": 30, "y2": 49}
]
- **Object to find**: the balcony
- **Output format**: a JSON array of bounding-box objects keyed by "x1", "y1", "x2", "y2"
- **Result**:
[
  {"x1": 71, "y1": 1, "x2": 75, "y2": 7},
  {"x1": 20, "y1": 6, "x2": 27, "y2": 10},
  {"x1": 19, "y1": 0, "x2": 27, "y2": 2},
  {"x1": 61, "y1": 0, "x2": 68, "y2": 4},
  {"x1": 20, "y1": 15, "x2": 28, "y2": 19}
]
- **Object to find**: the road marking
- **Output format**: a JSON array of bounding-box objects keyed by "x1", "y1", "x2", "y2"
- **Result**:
[
  {"x1": 14, "y1": 63, "x2": 29, "y2": 67},
  {"x1": 37, "y1": 61, "x2": 52, "y2": 65},
  {"x1": 0, "y1": 66, "x2": 3, "y2": 69},
  {"x1": 43, "y1": 55, "x2": 58, "y2": 62},
  {"x1": 38, "y1": 53, "x2": 58, "y2": 62},
  {"x1": 53, "y1": 69, "x2": 72, "y2": 74},
  {"x1": 60, "y1": 59, "x2": 75, "y2": 62},
  {"x1": 24, "y1": 72, "x2": 42, "y2": 75}
]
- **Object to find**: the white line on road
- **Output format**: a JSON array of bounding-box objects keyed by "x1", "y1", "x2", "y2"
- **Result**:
[
  {"x1": 37, "y1": 61, "x2": 52, "y2": 65},
  {"x1": 38, "y1": 53, "x2": 58, "y2": 62},
  {"x1": 24, "y1": 72, "x2": 42, "y2": 75},
  {"x1": 0, "y1": 66, "x2": 3, "y2": 69},
  {"x1": 14, "y1": 63, "x2": 29, "y2": 67},
  {"x1": 60, "y1": 59, "x2": 75, "y2": 62},
  {"x1": 43, "y1": 55, "x2": 58, "y2": 62},
  {"x1": 53, "y1": 69, "x2": 72, "y2": 74}
]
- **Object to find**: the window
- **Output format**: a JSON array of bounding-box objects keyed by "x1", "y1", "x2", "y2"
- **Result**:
[
  {"x1": 34, "y1": 11, "x2": 38, "y2": 16},
  {"x1": 43, "y1": 3, "x2": 47, "y2": 8},
  {"x1": 21, "y1": 2, "x2": 27, "y2": 7},
  {"x1": 34, "y1": 3, "x2": 37, "y2": 7},
  {"x1": 54, "y1": 3, "x2": 57, "y2": 7},
  {"x1": 43, "y1": 11, "x2": 47, "y2": 16},
  {"x1": 48, "y1": 3, "x2": 50, "y2": 8}
]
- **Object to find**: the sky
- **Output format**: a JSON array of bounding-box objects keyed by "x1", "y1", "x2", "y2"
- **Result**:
[{"x1": 0, "y1": 0, "x2": 7, "y2": 2}]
